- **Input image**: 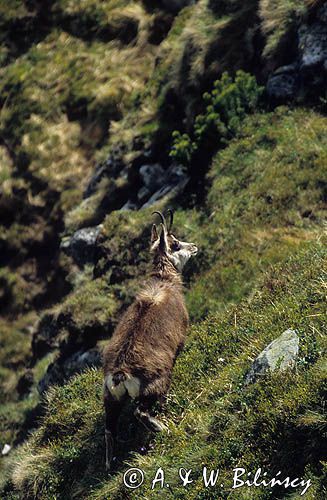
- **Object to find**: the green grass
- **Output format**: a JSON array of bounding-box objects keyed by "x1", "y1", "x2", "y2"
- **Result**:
[
  {"x1": 185, "y1": 106, "x2": 327, "y2": 320},
  {"x1": 0, "y1": 2, "x2": 326, "y2": 498},
  {"x1": 259, "y1": 0, "x2": 307, "y2": 58},
  {"x1": 0, "y1": 2, "x2": 155, "y2": 193},
  {"x1": 1, "y1": 104, "x2": 326, "y2": 498},
  {"x1": 2, "y1": 239, "x2": 325, "y2": 499},
  {"x1": 0, "y1": 313, "x2": 39, "y2": 462},
  {"x1": 59, "y1": 277, "x2": 118, "y2": 330},
  {"x1": 0, "y1": 314, "x2": 36, "y2": 404}
]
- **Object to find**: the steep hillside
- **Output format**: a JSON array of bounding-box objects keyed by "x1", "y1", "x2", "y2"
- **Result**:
[
  {"x1": 0, "y1": 1, "x2": 326, "y2": 499},
  {"x1": 2, "y1": 237, "x2": 326, "y2": 499}
]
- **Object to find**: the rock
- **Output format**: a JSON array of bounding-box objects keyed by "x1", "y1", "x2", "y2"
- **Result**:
[
  {"x1": 141, "y1": 164, "x2": 189, "y2": 208},
  {"x1": 32, "y1": 313, "x2": 59, "y2": 361},
  {"x1": 61, "y1": 225, "x2": 103, "y2": 267},
  {"x1": 299, "y1": 5, "x2": 327, "y2": 69},
  {"x1": 120, "y1": 200, "x2": 138, "y2": 211},
  {"x1": 267, "y1": 4, "x2": 327, "y2": 102},
  {"x1": 83, "y1": 163, "x2": 108, "y2": 199},
  {"x1": 245, "y1": 329, "x2": 299, "y2": 385},
  {"x1": 299, "y1": 24, "x2": 327, "y2": 69},
  {"x1": 83, "y1": 159, "x2": 189, "y2": 213},
  {"x1": 142, "y1": 185, "x2": 173, "y2": 207},
  {"x1": 2, "y1": 444, "x2": 11, "y2": 456},
  {"x1": 319, "y1": 3, "x2": 327, "y2": 23},
  {"x1": 83, "y1": 150, "x2": 125, "y2": 199},
  {"x1": 137, "y1": 186, "x2": 152, "y2": 203},
  {"x1": 267, "y1": 64, "x2": 299, "y2": 101},
  {"x1": 38, "y1": 348, "x2": 101, "y2": 394},
  {"x1": 139, "y1": 163, "x2": 165, "y2": 191},
  {"x1": 123, "y1": 163, "x2": 190, "y2": 208},
  {"x1": 17, "y1": 370, "x2": 34, "y2": 398},
  {"x1": 298, "y1": 8, "x2": 327, "y2": 98}
]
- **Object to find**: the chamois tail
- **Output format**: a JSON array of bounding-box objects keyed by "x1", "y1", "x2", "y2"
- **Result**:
[{"x1": 112, "y1": 371, "x2": 126, "y2": 387}]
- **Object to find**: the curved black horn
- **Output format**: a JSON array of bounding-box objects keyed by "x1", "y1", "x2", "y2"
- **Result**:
[
  {"x1": 152, "y1": 211, "x2": 166, "y2": 227},
  {"x1": 165, "y1": 209, "x2": 174, "y2": 233}
]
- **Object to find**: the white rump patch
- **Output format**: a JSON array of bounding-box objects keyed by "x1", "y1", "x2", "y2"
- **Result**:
[
  {"x1": 124, "y1": 376, "x2": 141, "y2": 399},
  {"x1": 105, "y1": 373, "x2": 141, "y2": 401}
]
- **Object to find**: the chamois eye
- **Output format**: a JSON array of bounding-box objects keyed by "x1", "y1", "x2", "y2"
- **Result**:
[{"x1": 171, "y1": 241, "x2": 180, "y2": 252}]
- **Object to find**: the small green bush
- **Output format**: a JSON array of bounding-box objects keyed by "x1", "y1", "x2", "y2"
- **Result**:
[{"x1": 170, "y1": 71, "x2": 263, "y2": 164}]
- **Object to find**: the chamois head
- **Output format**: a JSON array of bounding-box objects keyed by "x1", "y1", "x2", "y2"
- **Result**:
[{"x1": 151, "y1": 210, "x2": 198, "y2": 272}]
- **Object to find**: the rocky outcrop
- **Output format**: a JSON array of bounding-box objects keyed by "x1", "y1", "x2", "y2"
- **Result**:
[
  {"x1": 122, "y1": 163, "x2": 189, "y2": 209},
  {"x1": 38, "y1": 348, "x2": 101, "y2": 394},
  {"x1": 31, "y1": 313, "x2": 61, "y2": 361},
  {"x1": 245, "y1": 329, "x2": 299, "y2": 385},
  {"x1": 299, "y1": 7, "x2": 327, "y2": 69},
  {"x1": 83, "y1": 152, "x2": 125, "y2": 199},
  {"x1": 61, "y1": 225, "x2": 103, "y2": 267},
  {"x1": 267, "y1": 4, "x2": 327, "y2": 102},
  {"x1": 83, "y1": 151, "x2": 189, "y2": 217},
  {"x1": 266, "y1": 64, "x2": 299, "y2": 101}
]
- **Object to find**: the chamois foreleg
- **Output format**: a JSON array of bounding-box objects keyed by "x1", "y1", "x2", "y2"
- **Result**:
[{"x1": 104, "y1": 386, "x2": 126, "y2": 471}]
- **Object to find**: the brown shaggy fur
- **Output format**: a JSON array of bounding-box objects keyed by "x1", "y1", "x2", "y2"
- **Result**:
[
  {"x1": 102, "y1": 219, "x2": 197, "y2": 470},
  {"x1": 103, "y1": 256, "x2": 188, "y2": 393}
]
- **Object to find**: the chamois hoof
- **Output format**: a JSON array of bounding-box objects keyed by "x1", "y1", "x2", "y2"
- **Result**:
[
  {"x1": 149, "y1": 417, "x2": 168, "y2": 433},
  {"x1": 135, "y1": 408, "x2": 168, "y2": 433}
]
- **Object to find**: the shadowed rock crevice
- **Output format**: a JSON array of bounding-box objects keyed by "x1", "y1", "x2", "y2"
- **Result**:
[{"x1": 267, "y1": 3, "x2": 327, "y2": 103}]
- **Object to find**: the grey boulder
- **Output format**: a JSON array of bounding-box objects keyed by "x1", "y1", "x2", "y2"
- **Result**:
[
  {"x1": 299, "y1": 5, "x2": 327, "y2": 69},
  {"x1": 61, "y1": 225, "x2": 103, "y2": 266},
  {"x1": 267, "y1": 4, "x2": 327, "y2": 101},
  {"x1": 266, "y1": 64, "x2": 299, "y2": 100},
  {"x1": 245, "y1": 329, "x2": 299, "y2": 385},
  {"x1": 38, "y1": 348, "x2": 101, "y2": 394}
]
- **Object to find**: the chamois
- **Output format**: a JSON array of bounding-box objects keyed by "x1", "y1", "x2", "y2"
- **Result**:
[{"x1": 102, "y1": 210, "x2": 198, "y2": 470}]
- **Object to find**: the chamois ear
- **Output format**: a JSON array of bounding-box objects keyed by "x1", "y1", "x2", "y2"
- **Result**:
[
  {"x1": 151, "y1": 224, "x2": 159, "y2": 244},
  {"x1": 159, "y1": 223, "x2": 168, "y2": 253}
]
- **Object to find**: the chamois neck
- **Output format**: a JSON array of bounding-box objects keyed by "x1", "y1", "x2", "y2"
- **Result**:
[{"x1": 150, "y1": 254, "x2": 182, "y2": 285}]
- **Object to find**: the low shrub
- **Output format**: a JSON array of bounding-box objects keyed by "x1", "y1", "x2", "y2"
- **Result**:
[{"x1": 170, "y1": 71, "x2": 263, "y2": 165}]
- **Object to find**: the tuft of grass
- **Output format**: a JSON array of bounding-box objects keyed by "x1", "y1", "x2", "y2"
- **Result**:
[
  {"x1": 59, "y1": 278, "x2": 118, "y2": 331},
  {"x1": 0, "y1": 145, "x2": 13, "y2": 189},
  {"x1": 259, "y1": 0, "x2": 307, "y2": 58}
]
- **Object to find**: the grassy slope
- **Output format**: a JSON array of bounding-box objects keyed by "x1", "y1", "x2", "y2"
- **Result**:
[
  {"x1": 0, "y1": 0, "x2": 158, "y2": 443},
  {"x1": 186, "y1": 107, "x2": 327, "y2": 320},
  {"x1": 4, "y1": 237, "x2": 326, "y2": 499},
  {"x1": 1, "y1": 106, "x2": 326, "y2": 498},
  {"x1": 0, "y1": 1, "x2": 327, "y2": 498}
]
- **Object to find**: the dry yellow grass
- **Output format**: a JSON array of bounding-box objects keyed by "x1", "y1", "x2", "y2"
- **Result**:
[{"x1": 259, "y1": 0, "x2": 307, "y2": 57}]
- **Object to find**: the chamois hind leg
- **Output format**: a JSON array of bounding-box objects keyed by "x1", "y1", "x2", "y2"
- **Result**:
[
  {"x1": 135, "y1": 377, "x2": 170, "y2": 433},
  {"x1": 104, "y1": 386, "x2": 126, "y2": 471},
  {"x1": 135, "y1": 394, "x2": 168, "y2": 432}
]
